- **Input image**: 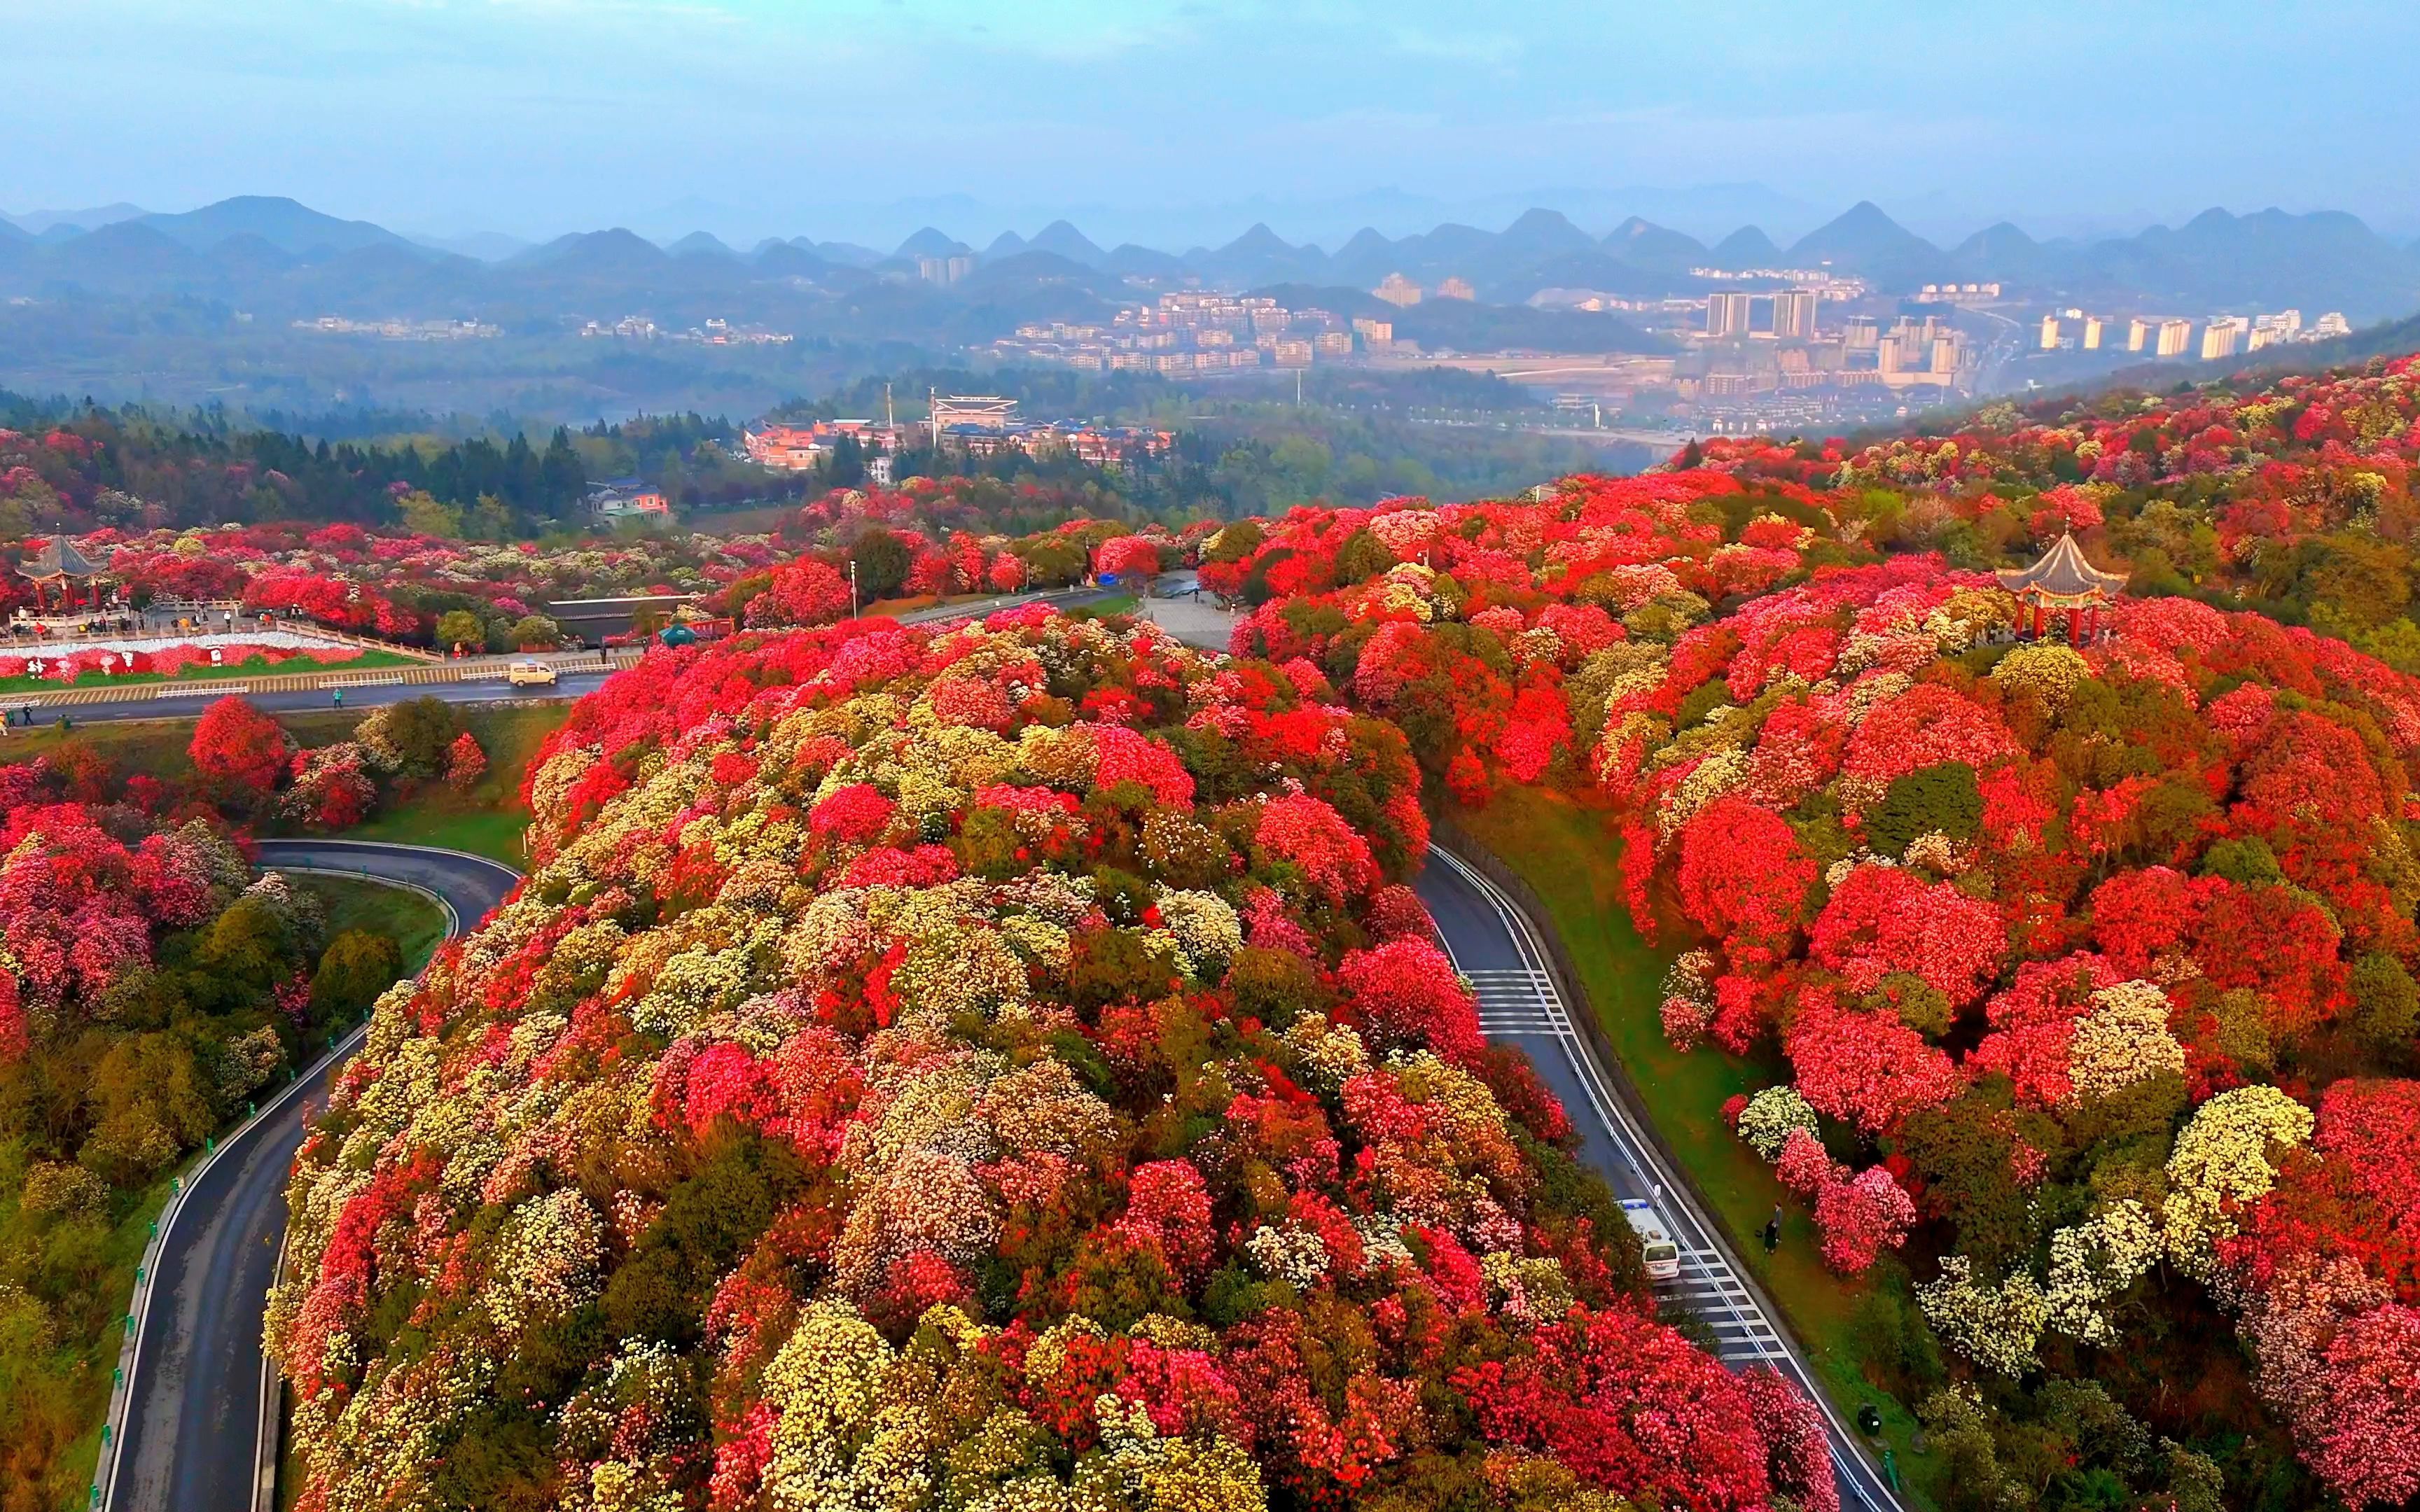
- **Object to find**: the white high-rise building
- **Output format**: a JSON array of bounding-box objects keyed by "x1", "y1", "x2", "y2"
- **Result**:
[
  {"x1": 2201, "y1": 316, "x2": 2249, "y2": 361},
  {"x1": 1772, "y1": 289, "x2": 1818, "y2": 339}
]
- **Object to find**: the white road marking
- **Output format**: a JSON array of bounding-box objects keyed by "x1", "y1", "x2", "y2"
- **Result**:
[{"x1": 1428, "y1": 846, "x2": 1900, "y2": 1511}]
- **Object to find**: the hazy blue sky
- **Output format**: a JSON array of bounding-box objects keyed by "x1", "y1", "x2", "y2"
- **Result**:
[{"x1": 11, "y1": 0, "x2": 2420, "y2": 247}]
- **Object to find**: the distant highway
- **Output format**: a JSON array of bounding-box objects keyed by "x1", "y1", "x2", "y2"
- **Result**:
[
  {"x1": 15, "y1": 587, "x2": 1115, "y2": 728},
  {"x1": 41, "y1": 673, "x2": 618, "y2": 724}
]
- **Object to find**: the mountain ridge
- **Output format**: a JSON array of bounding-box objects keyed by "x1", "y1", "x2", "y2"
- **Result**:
[{"x1": 5, "y1": 193, "x2": 2420, "y2": 345}]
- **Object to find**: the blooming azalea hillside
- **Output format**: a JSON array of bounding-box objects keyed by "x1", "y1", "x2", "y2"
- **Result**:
[
  {"x1": 1587, "y1": 556, "x2": 2420, "y2": 1504},
  {"x1": 729, "y1": 509, "x2": 1191, "y2": 630},
  {"x1": 1199, "y1": 448, "x2": 2420, "y2": 1502},
  {"x1": 1204, "y1": 472, "x2": 1851, "y2": 802},
  {"x1": 1689, "y1": 351, "x2": 2420, "y2": 678},
  {"x1": 6, "y1": 497, "x2": 1192, "y2": 654},
  {"x1": 266, "y1": 611, "x2": 1837, "y2": 1512},
  {"x1": 1, "y1": 519, "x2": 782, "y2": 644},
  {"x1": 0, "y1": 755, "x2": 422, "y2": 1503}
]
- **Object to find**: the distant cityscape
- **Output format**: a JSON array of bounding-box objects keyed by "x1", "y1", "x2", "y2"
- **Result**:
[
  {"x1": 990, "y1": 292, "x2": 1383, "y2": 374},
  {"x1": 578, "y1": 315, "x2": 793, "y2": 345},
  {"x1": 2036, "y1": 308, "x2": 2349, "y2": 359},
  {"x1": 292, "y1": 316, "x2": 500, "y2": 340},
  {"x1": 739, "y1": 394, "x2": 1175, "y2": 486},
  {"x1": 960, "y1": 256, "x2": 2368, "y2": 439}
]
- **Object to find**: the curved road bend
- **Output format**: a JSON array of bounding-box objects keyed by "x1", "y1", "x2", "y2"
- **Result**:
[
  {"x1": 107, "y1": 841, "x2": 522, "y2": 1512},
  {"x1": 99, "y1": 596, "x2": 1103, "y2": 1510},
  {"x1": 1417, "y1": 846, "x2": 1904, "y2": 1512}
]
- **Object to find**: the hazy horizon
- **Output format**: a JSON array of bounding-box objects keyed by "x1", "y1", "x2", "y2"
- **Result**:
[{"x1": 11, "y1": 0, "x2": 2420, "y2": 249}]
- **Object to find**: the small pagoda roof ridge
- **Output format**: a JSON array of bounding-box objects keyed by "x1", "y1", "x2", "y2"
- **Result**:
[
  {"x1": 1996, "y1": 532, "x2": 2126, "y2": 598},
  {"x1": 18, "y1": 537, "x2": 102, "y2": 580}
]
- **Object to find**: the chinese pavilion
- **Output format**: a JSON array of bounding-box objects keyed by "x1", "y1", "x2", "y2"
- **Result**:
[
  {"x1": 16, "y1": 537, "x2": 109, "y2": 611},
  {"x1": 1996, "y1": 532, "x2": 2125, "y2": 644}
]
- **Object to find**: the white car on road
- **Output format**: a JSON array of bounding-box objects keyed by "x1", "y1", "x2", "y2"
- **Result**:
[{"x1": 1622, "y1": 1197, "x2": 1682, "y2": 1281}]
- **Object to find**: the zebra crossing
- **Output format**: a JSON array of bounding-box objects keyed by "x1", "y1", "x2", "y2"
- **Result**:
[
  {"x1": 1656, "y1": 1247, "x2": 1788, "y2": 1365},
  {"x1": 1462, "y1": 967, "x2": 1790, "y2": 1367},
  {"x1": 1426, "y1": 846, "x2": 1900, "y2": 1511},
  {"x1": 1466, "y1": 966, "x2": 1575, "y2": 1037}
]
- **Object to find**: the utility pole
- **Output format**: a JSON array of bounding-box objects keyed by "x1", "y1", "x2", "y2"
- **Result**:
[
  {"x1": 849, "y1": 559, "x2": 860, "y2": 619},
  {"x1": 1293, "y1": 368, "x2": 1303, "y2": 407},
  {"x1": 884, "y1": 382, "x2": 895, "y2": 430}
]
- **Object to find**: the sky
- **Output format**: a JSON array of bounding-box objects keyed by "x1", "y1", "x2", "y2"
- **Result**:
[{"x1": 10, "y1": 0, "x2": 2420, "y2": 251}]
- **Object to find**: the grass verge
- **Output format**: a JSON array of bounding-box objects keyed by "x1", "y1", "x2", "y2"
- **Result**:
[
  {"x1": 286, "y1": 874, "x2": 451, "y2": 972},
  {"x1": 0, "y1": 701, "x2": 571, "y2": 869},
  {"x1": 1452, "y1": 784, "x2": 1942, "y2": 1506},
  {"x1": 295, "y1": 701, "x2": 567, "y2": 865}
]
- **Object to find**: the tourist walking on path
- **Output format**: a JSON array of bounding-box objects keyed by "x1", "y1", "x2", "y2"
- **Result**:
[{"x1": 1762, "y1": 1203, "x2": 1783, "y2": 1255}]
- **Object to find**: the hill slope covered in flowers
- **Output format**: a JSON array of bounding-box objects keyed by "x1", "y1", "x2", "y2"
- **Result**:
[
  {"x1": 266, "y1": 612, "x2": 1832, "y2": 1512},
  {"x1": 1202, "y1": 453, "x2": 2420, "y2": 1506},
  {"x1": 0, "y1": 756, "x2": 419, "y2": 1506},
  {"x1": 1692, "y1": 351, "x2": 2420, "y2": 678}
]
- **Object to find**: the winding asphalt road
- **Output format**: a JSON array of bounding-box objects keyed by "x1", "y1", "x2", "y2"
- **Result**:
[
  {"x1": 105, "y1": 841, "x2": 521, "y2": 1512},
  {"x1": 1417, "y1": 847, "x2": 1903, "y2": 1511},
  {"x1": 99, "y1": 591, "x2": 1111, "y2": 1511}
]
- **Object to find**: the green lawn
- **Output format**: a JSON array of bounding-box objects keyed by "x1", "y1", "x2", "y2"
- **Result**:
[
  {"x1": 1452, "y1": 785, "x2": 1942, "y2": 1505},
  {"x1": 334, "y1": 806, "x2": 531, "y2": 867},
  {"x1": 303, "y1": 701, "x2": 567, "y2": 866},
  {"x1": 286, "y1": 874, "x2": 452, "y2": 970},
  {"x1": 0, "y1": 649, "x2": 416, "y2": 696},
  {"x1": 0, "y1": 701, "x2": 569, "y2": 869},
  {"x1": 0, "y1": 717, "x2": 200, "y2": 778}
]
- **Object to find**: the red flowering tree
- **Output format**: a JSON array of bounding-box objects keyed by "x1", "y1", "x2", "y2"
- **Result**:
[
  {"x1": 744, "y1": 559, "x2": 853, "y2": 628},
  {"x1": 189, "y1": 695, "x2": 292, "y2": 794},
  {"x1": 1676, "y1": 796, "x2": 1819, "y2": 967}
]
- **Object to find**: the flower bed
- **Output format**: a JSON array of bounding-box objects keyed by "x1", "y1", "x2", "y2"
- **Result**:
[{"x1": 0, "y1": 640, "x2": 403, "y2": 692}]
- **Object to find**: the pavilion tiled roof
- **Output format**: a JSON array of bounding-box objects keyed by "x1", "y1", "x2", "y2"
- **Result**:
[
  {"x1": 1995, "y1": 532, "x2": 2126, "y2": 598},
  {"x1": 17, "y1": 537, "x2": 102, "y2": 580}
]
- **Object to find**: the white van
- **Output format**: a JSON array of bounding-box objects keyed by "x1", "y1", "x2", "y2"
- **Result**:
[{"x1": 1622, "y1": 1198, "x2": 1681, "y2": 1281}]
